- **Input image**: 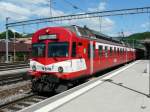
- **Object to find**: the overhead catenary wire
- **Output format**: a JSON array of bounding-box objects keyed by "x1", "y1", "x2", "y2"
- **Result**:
[{"x1": 6, "y1": 7, "x2": 150, "y2": 28}]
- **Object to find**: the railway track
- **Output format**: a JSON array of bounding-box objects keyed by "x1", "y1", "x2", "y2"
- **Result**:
[
  {"x1": 0, "y1": 73, "x2": 30, "y2": 86},
  {"x1": 0, "y1": 93, "x2": 48, "y2": 112},
  {"x1": 0, "y1": 63, "x2": 29, "y2": 71},
  {"x1": 0, "y1": 62, "x2": 30, "y2": 86}
]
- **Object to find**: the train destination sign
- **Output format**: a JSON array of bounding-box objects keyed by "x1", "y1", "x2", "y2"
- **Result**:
[{"x1": 39, "y1": 34, "x2": 57, "y2": 40}]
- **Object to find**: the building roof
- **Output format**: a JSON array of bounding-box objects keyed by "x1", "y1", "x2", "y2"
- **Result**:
[{"x1": 0, "y1": 42, "x2": 31, "y2": 52}]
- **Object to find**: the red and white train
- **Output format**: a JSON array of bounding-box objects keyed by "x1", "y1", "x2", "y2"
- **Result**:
[{"x1": 29, "y1": 25, "x2": 136, "y2": 93}]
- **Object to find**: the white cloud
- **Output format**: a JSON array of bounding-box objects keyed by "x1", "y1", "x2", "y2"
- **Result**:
[
  {"x1": 141, "y1": 22, "x2": 150, "y2": 29},
  {"x1": 0, "y1": 1, "x2": 65, "y2": 21},
  {"x1": 84, "y1": 1, "x2": 115, "y2": 34},
  {"x1": 98, "y1": 2, "x2": 107, "y2": 11},
  {"x1": 65, "y1": 17, "x2": 115, "y2": 34},
  {"x1": 33, "y1": 7, "x2": 65, "y2": 17},
  {"x1": 0, "y1": 0, "x2": 115, "y2": 34},
  {"x1": 4, "y1": 0, "x2": 48, "y2": 5},
  {"x1": 88, "y1": 2, "x2": 107, "y2": 12},
  {"x1": 0, "y1": 2, "x2": 31, "y2": 20}
]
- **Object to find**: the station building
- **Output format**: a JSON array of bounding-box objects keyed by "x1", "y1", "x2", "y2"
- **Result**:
[{"x1": 0, "y1": 38, "x2": 31, "y2": 62}]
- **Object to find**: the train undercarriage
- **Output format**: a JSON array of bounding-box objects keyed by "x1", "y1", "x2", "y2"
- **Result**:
[{"x1": 31, "y1": 75, "x2": 74, "y2": 93}]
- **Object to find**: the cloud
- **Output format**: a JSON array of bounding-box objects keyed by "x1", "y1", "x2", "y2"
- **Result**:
[
  {"x1": 84, "y1": 1, "x2": 115, "y2": 34},
  {"x1": 0, "y1": 0, "x2": 65, "y2": 21},
  {"x1": 33, "y1": 7, "x2": 65, "y2": 17},
  {"x1": 88, "y1": 2, "x2": 107, "y2": 12},
  {"x1": 63, "y1": 17, "x2": 115, "y2": 34},
  {"x1": 4, "y1": 0, "x2": 48, "y2": 5},
  {"x1": 0, "y1": 2, "x2": 31, "y2": 20},
  {"x1": 141, "y1": 22, "x2": 150, "y2": 29},
  {"x1": 0, "y1": 0, "x2": 115, "y2": 35}
]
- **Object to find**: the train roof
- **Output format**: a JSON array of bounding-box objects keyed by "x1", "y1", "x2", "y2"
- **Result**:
[{"x1": 64, "y1": 25, "x2": 125, "y2": 47}]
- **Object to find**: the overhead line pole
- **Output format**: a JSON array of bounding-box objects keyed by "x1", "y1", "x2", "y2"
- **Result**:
[
  {"x1": 5, "y1": 17, "x2": 9, "y2": 63},
  {"x1": 49, "y1": 0, "x2": 52, "y2": 17}
]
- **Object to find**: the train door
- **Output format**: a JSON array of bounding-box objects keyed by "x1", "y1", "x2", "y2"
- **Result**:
[{"x1": 88, "y1": 41, "x2": 95, "y2": 75}]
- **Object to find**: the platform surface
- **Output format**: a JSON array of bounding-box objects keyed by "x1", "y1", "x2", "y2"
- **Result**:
[{"x1": 20, "y1": 60, "x2": 150, "y2": 112}]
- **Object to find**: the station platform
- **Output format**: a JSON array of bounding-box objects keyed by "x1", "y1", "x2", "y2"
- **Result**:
[{"x1": 20, "y1": 60, "x2": 150, "y2": 112}]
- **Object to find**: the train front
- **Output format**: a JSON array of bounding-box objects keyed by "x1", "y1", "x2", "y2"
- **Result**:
[{"x1": 29, "y1": 27, "x2": 74, "y2": 93}]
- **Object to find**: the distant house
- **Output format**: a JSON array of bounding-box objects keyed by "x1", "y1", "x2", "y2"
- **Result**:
[
  {"x1": 15, "y1": 37, "x2": 32, "y2": 44},
  {"x1": 0, "y1": 41, "x2": 31, "y2": 62}
]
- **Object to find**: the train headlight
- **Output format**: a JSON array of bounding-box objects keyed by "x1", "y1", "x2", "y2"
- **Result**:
[
  {"x1": 58, "y1": 66, "x2": 63, "y2": 73},
  {"x1": 32, "y1": 65, "x2": 36, "y2": 71}
]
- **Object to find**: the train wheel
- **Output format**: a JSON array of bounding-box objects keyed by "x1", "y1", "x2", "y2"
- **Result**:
[
  {"x1": 31, "y1": 79, "x2": 38, "y2": 92},
  {"x1": 36, "y1": 83, "x2": 43, "y2": 93}
]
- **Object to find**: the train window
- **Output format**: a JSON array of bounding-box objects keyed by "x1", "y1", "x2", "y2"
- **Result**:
[
  {"x1": 78, "y1": 42, "x2": 82, "y2": 46},
  {"x1": 122, "y1": 49, "x2": 124, "y2": 53},
  {"x1": 120, "y1": 48, "x2": 122, "y2": 54},
  {"x1": 105, "y1": 46, "x2": 108, "y2": 52},
  {"x1": 104, "y1": 46, "x2": 108, "y2": 57},
  {"x1": 32, "y1": 43, "x2": 45, "y2": 57},
  {"x1": 72, "y1": 42, "x2": 76, "y2": 57},
  {"x1": 114, "y1": 47, "x2": 116, "y2": 54},
  {"x1": 110, "y1": 47, "x2": 112, "y2": 55},
  {"x1": 98, "y1": 45, "x2": 103, "y2": 56},
  {"x1": 48, "y1": 42, "x2": 69, "y2": 57},
  {"x1": 118, "y1": 48, "x2": 120, "y2": 55}
]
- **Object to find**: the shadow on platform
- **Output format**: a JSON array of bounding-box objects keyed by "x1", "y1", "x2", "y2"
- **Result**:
[{"x1": 103, "y1": 79, "x2": 149, "y2": 97}]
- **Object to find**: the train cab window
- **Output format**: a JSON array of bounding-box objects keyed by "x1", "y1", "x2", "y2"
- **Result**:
[
  {"x1": 32, "y1": 43, "x2": 45, "y2": 57},
  {"x1": 72, "y1": 42, "x2": 76, "y2": 57},
  {"x1": 98, "y1": 45, "x2": 103, "y2": 56},
  {"x1": 48, "y1": 42, "x2": 69, "y2": 57}
]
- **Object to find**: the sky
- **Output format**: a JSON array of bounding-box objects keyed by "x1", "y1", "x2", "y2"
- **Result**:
[{"x1": 0, "y1": 0, "x2": 150, "y2": 37}]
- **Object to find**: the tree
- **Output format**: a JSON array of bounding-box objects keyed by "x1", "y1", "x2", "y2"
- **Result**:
[{"x1": 0, "y1": 30, "x2": 23, "y2": 39}]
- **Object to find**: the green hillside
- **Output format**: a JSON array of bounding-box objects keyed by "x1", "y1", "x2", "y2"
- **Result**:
[
  {"x1": 121, "y1": 32, "x2": 150, "y2": 49},
  {"x1": 125, "y1": 32, "x2": 150, "y2": 41}
]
